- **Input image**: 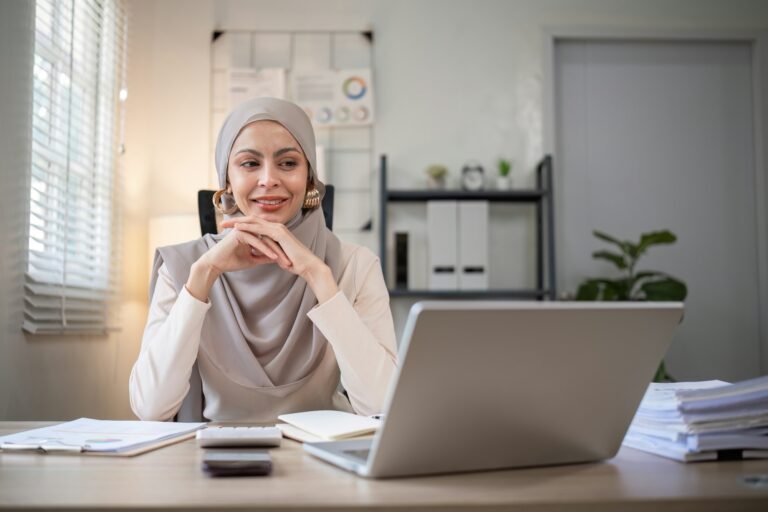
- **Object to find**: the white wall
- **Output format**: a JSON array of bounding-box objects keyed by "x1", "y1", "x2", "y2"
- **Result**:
[
  {"x1": 2, "y1": 0, "x2": 767, "y2": 420},
  {"x1": 134, "y1": 0, "x2": 768, "y2": 353}
]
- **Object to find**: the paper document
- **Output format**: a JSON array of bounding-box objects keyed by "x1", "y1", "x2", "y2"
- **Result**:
[
  {"x1": 0, "y1": 418, "x2": 204, "y2": 456},
  {"x1": 638, "y1": 380, "x2": 728, "y2": 411},
  {"x1": 623, "y1": 377, "x2": 768, "y2": 462},
  {"x1": 228, "y1": 67, "x2": 286, "y2": 108}
]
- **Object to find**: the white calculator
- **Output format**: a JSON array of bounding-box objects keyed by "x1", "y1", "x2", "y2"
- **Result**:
[{"x1": 195, "y1": 426, "x2": 283, "y2": 448}]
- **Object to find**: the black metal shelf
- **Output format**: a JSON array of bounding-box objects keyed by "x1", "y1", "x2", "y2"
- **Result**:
[
  {"x1": 387, "y1": 189, "x2": 545, "y2": 202},
  {"x1": 378, "y1": 154, "x2": 557, "y2": 300},
  {"x1": 388, "y1": 288, "x2": 549, "y2": 299}
]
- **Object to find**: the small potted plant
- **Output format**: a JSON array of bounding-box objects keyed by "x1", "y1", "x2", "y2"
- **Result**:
[
  {"x1": 497, "y1": 158, "x2": 512, "y2": 190},
  {"x1": 425, "y1": 164, "x2": 448, "y2": 189}
]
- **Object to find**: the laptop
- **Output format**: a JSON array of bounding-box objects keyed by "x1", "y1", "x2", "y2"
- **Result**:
[{"x1": 304, "y1": 301, "x2": 684, "y2": 478}]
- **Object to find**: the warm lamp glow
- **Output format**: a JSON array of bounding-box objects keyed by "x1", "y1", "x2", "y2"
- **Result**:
[{"x1": 147, "y1": 214, "x2": 200, "y2": 275}]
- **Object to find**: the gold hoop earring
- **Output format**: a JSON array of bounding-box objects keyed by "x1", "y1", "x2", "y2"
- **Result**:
[
  {"x1": 302, "y1": 186, "x2": 320, "y2": 209},
  {"x1": 212, "y1": 188, "x2": 238, "y2": 214}
]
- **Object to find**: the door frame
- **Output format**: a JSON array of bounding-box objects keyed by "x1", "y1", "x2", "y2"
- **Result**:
[{"x1": 542, "y1": 27, "x2": 768, "y2": 375}]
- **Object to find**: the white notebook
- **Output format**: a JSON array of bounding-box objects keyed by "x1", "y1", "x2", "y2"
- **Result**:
[{"x1": 277, "y1": 410, "x2": 381, "y2": 442}]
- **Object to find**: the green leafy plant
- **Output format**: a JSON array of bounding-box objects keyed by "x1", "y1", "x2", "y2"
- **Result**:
[
  {"x1": 576, "y1": 229, "x2": 687, "y2": 382},
  {"x1": 576, "y1": 230, "x2": 687, "y2": 301},
  {"x1": 497, "y1": 158, "x2": 512, "y2": 177}
]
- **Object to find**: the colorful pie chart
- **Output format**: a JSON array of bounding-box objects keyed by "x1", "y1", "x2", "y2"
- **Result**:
[{"x1": 342, "y1": 76, "x2": 367, "y2": 100}]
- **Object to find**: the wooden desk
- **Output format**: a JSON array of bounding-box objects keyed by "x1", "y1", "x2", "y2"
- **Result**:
[{"x1": 1, "y1": 422, "x2": 768, "y2": 511}]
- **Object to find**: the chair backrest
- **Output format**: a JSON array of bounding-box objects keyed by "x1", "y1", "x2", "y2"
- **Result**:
[
  {"x1": 197, "y1": 185, "x2": 335, "y2": 235},
  {"x1": 179, "y1": 185, "x2": 335, "y2": 421}
]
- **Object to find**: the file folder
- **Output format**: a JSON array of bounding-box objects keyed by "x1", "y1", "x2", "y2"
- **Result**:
[
  {"x1": 458, "y1": 201, "x2": 489, "y2": 289},
  {"x1": 427, "y1": 201, "x2": 458, "y2": 289}
]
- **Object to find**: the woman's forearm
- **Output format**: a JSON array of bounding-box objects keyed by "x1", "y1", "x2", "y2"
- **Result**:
[
  {"x1": 306, "y1": 254, "x2": 398, "y2": 415},
  {"x1": 302, "y1": 262, "x2": 340, "y2": 304},
  {"x1": 185, "y1": 260, "x2": 221, "y2": 302},
  {"x1": 130, "y1": 271, "x2": 210, "y2": 420},
  {"x1": 307, "y1": 292, "x2": 397, "y2": 415}
]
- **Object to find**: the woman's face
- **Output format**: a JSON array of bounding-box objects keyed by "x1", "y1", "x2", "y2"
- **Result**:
[{"x1": 227, "y1": 120, "x2": 309, "y2": 224}]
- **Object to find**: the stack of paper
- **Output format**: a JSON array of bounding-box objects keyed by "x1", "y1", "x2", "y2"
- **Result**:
[
  {"x1": 277, "y1": 410, "x2": 381, "y2": 443},
  {"x1": 623, "y1": 376, "x2": 768, "y2": 462}
]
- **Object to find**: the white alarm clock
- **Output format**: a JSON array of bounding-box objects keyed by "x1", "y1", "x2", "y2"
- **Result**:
[{"x1": 461, "y1": 161, "x2": 485, "y2": 191}]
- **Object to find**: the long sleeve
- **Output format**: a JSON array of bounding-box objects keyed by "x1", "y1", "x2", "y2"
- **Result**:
[
  {"x1": 307, "y1": 249, "x2": 398, "y2": 416},
  {"x1": 129, "y1": 264, "x2": 211, "y2": 421}
]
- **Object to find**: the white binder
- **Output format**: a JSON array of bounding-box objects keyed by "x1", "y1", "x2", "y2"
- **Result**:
[
  {"x1": 458, "y1": 201, "x2": 489, "y2": 289},
  {"x1": 427, "y1": 201, "x2": 458, "y2": 289}
]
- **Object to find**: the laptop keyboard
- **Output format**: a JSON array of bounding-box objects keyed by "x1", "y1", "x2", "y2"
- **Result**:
[{"x1": 343, "y1": 449, "x2": 370, "y2": 461}]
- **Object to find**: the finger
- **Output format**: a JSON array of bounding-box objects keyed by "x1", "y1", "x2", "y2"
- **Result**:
[
  {"x1": 237, "y1": 231, "x2": 278, "y2": 260},
  {"x1": 229, "y1": 220, "x2": 272, "y2": 240},
  {"x1": 249, "y1": 253, "x2": 273, "y2": 265},
  {"x1": 231, "y1": 218, "x2": 287, "y2": 243},
  {"x1": 226, "y1": 219, "x2": 297, "y2": 264},
  {"x1": 221, "y1": 215, "x2": 273, "y2": 230},
  {"x1": 220, "y1": 218, "x2": 242, "y2": 229},
  {"x1": 232, "y1": 222, "x2": 283, "y2": 257},
  {"x1": 260, "y1": 236, "x2": 293, "y2": 268},
  {"x1": 231, "y1": 223, "x2": 270, "y2": 248},
  {"x1": 220, "y1": 215, "x2": 258, "y2": 228}
]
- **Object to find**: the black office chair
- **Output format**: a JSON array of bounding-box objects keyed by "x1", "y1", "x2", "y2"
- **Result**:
[
  {"x1": 176, "y1": 185, "x2": 335, "y2": 422},
  {"x1": 197, "y1": 185, "x2": 335, "y2": 235}
]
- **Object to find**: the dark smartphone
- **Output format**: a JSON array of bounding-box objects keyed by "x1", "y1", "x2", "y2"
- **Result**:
[{"x1": 201, "y1": 450, "x2": 272, "y2": 477}]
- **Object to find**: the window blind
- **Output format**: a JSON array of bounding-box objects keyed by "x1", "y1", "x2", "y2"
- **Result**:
[{"x1": 24, "y1": 0, "x2": 127, "y2": 334}]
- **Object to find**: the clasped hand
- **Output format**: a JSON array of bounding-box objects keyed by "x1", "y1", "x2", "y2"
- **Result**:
[
  {"x1": 205, "y1": 215, "x2": 320, "y2": 278},
  {"x1": 187, "y1": 215, "x2": 338, "y2": 304}
]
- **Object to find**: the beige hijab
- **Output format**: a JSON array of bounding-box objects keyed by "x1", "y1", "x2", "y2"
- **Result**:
[{"x1": 150, "y1": 97, "x2": 343, "y2": 390}]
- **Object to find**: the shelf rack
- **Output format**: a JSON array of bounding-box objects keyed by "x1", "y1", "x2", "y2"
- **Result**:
[{"x1": 378, "y1": 154, "x2": 556, "y2": 299}]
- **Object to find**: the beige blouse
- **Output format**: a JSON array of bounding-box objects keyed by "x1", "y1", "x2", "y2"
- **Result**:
[{"x1": 129, "y1": 243, "x2": 398, "y2": 422}]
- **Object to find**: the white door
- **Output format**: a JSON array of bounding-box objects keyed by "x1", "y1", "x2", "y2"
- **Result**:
[{"x1": 555, "y1": 39, "x2": 763, "y2": 381}]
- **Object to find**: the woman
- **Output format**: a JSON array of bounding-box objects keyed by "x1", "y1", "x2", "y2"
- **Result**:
[{"x1": 129, "y1": 97, "x2": 398, "y2": 422}]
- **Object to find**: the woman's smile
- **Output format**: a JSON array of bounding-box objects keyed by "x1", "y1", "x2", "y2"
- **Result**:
[{"x1": 251, "y1": 195, "x2": 290, "y2": 211}]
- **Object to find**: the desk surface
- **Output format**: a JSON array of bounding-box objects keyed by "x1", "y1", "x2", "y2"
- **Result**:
[{"x1": 1, "y1": 422, "x2": 768, "y2": 511}]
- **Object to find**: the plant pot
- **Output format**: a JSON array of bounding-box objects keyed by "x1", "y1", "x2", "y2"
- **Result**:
[
  {"x1": 496, "y1": 176, "x2": 511, "y2": 190},
  {"x1": 427, "y1": 176, "x2": 447, "y2": 189}
]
